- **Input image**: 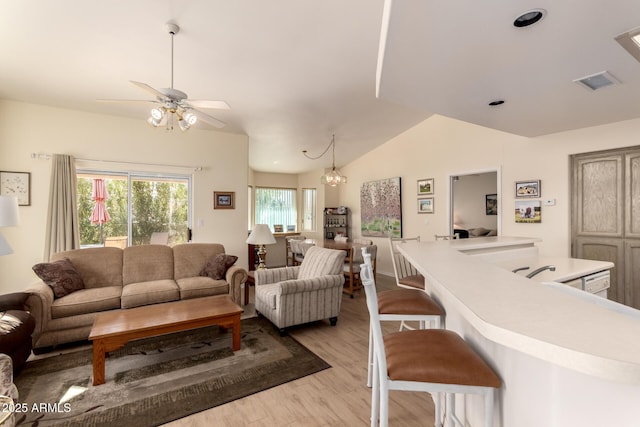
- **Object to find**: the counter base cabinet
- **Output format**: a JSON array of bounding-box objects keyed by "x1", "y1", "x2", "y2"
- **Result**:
[{"x1": 575, "y1": 237, "x2": 624, "y2": 303}]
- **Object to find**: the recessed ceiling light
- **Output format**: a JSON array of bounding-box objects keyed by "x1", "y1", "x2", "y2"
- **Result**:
[
  {"x1": 488, "y1": 100, "x2": 505, "y2": 107},
  {"x1": 513, "y1": 9, "x2": 546, "y2": 28}
]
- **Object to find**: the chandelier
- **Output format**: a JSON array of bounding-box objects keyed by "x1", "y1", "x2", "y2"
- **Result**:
[{"x1": 303, "y1": 134, "x2": 348, "y2": 186}]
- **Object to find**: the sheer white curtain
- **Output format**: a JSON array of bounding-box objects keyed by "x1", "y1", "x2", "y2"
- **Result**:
[
  {"x1": 44, "y1": 154, "x2": 80, "y2": 260},
  {"x1": 254, "y1": 187, "x2": 296, "y2": 231}
]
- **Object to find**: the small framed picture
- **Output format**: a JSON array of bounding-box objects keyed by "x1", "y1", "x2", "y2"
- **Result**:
[
  {"x1": 515, "y1": 180, "x2": 541, "y2": 198},
  {"x1": 486, "y1": 194, "x2": 498, "y2": 215},
  {"x1": 418, "y1": 197, "x2": 434, "y2": 214},
  {"x1": 515, "y1": 200, "x2": 541, "y2": 223},
  {"x1": 417, "y1": 178, "x2": 434, "y2": 195},
  {"x1": 0, "y1": 171, "x2": 31, "y2": 206},
  {"x1": 273, "y1": 224, "x2": 284, "y2": 233},
  {"x1": 214, "y1": 191, "x2": 235, "y2": 209}
]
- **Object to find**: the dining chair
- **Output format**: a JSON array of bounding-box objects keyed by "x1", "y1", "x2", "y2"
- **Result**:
[
  {"x1": 343, "y1": 244, "x2": 376, "y2": 298},
  {"x1": 360, "y1": 252, "x2": 501, "y2": 427},
  {"x1": 285, "y1": 235, "x2": 305, "y2": 266},
  {"x1": 353, "y1": 238, "x2": 373, "y2": 245}
]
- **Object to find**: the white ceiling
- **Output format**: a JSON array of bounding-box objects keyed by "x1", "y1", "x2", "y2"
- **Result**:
[{"x1": 2, "y1": 1, "x2": 640, "y2": 174}]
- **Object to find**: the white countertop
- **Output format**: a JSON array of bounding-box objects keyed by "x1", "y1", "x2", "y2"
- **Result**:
[
  {"x1": 489, "y1": 255, "x2": 614, "y2": 282},
  {"x1": 398, "y1": 239, "x2": 640, "y2": 384}
]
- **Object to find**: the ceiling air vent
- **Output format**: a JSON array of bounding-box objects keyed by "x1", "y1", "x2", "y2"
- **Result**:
[{"x1": 573, "y1": 71, "x2": 620, "y2": 91}]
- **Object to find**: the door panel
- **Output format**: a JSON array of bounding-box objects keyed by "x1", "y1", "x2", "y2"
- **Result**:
[
  {"x1": 626, "y1": 153, "x2": 640, "y2": 238},
  {"x1": 575, "y1": 237, "x2": 624, "y2": 304},
  {"x1": 625, "y1": 240, "x2": 640, "y2": 309},
  {"x1": 575, "y1": 156, "x2": 623, "y2": 237}
]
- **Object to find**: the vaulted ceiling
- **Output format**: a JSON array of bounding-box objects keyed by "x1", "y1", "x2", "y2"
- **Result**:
[{"x1": 2, "y1": 1, "x2": 640, "y2": 173}]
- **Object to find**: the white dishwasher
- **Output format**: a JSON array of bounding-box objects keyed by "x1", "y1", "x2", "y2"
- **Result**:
[{"x1": 562, "y1": 270, "x2": 610, "y2": 298}]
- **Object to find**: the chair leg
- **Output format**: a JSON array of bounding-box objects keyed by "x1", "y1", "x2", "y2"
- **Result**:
[
  {"x1": 433, "y1": 392, "x2": 443, "y2": 427},
  {"x1": 371, "y1": 353, "x2": 380, "y2": 427},
  {"x1": 484, "y1": 388, "x2": 494, "y2": 427}
]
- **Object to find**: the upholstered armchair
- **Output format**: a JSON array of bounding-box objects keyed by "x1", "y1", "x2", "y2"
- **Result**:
[{"x1": 254, "y1": 246, "x2": 347, "y2": 334}]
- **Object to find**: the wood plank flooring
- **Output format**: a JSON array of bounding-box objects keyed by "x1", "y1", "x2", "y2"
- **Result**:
[{"x1": 162, "y1": 274, "x2": 434, "y2": 426}]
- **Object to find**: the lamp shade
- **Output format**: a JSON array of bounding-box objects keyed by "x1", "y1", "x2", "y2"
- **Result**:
[
  {"x1": 0, "y1": 233, "x2": 13, "y2": 256},
  {"x1": 0, "y1": 196, "x2": 19, "y2": 227},
  {"x1": 246, "y1": 224, "x2": 277, "y2": 245}
]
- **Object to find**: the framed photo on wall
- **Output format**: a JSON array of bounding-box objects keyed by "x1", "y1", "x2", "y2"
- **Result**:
[
  {"x1": 515, "y1": 180, "x2": 541, "y2": 198},
  {"x1": 417, "y1": 178, "x2": 434, "y2": 195},
  {"x1": 214, "y1": 191, "x2": 235, "y2": 209},
  {"x1": 418, "y1": 197, "x2": 434, "y2": 214},
  {"x1": 0, "y1": 171, "x2": 30, "y2": 206},
  {"x1": 486, "y1": 194, "x2": 498, "y2": 215}
]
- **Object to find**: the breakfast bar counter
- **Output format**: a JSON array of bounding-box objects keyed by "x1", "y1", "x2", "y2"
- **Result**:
[{"x1": 398, "y1": 237, "x2": 640, "y2": 427}]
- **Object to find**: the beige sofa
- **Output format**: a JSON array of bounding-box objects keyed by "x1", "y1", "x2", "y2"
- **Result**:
[{"x1": 26, "y1": 243, "x2": 247, "y2": 351}]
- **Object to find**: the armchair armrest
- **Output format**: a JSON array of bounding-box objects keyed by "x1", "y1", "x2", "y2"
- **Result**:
[
  {"x1": 24, "y1": 282, "x2": 54, "y2": 345},
  {"x1": 277, "y1": 275, "x2": 344, "y2": 295},
  {"x1": 225, "y1": 265, "x2": 248, "y2": 305},
  {"x1": 254, "y1": 267, "x2": 299, "y2": 285}
]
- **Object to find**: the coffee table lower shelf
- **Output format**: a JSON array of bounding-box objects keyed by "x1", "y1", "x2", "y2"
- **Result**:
[{"x1": 89, "y1": 295, "x2": 243, "y2": 386}]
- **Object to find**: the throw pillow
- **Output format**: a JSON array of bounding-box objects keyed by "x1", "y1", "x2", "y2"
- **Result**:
[
  {"x1": 199, "y1": 254, "x2": 238, "y2": 280},
  {"x1": 32, "y1": 258, "x2": 85, "y2": 299}
]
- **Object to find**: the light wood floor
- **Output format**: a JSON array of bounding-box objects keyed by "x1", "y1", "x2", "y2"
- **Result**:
[{"x1": 162, "y1": 274, "x2": 434, "y2": 427}]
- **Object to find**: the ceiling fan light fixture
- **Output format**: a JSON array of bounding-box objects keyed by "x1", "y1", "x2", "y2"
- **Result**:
[
  {"x1": 150, "y1": 107, "x2": 165, "y2": 120},
  {"x1": 147, "y1": 115, "x2": 162, "y2": 127},
  {"x1": 183, "y1": 111, "x2": 197, "y2": 125}
]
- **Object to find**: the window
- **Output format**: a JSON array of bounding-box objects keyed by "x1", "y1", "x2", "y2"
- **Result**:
[
  {"x1": 302, "y1": 188, "x2": 317, "y2": 231},
  {"x1": 254, "y1": 187, "x2": 296, "y2": 232},
  {"x1": 77, "y1": 171, "x2": 191, "y2": 247}
]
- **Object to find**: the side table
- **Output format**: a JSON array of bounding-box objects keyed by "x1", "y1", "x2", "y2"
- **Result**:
[{"x1": 244, "y1": 270, "x2": 255, "y2": 306}]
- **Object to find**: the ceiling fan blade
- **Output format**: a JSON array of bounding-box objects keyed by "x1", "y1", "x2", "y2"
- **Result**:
[
  {"x1": 186, "y1": 100, "x2": 230, "y2": 110},
  {"x1": 130, "y1": 81, "x2": 167, "y2": 100},
  {"x1": 192, "y1": 108, "x2": 226, "y2": 128},
  {"x1": 96, "y1": 99, "x2": 160, "y2": 105}
]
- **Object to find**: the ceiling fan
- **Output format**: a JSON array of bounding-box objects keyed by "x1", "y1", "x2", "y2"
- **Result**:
[{"x1": 98, "y1": 23, "x2": 229, "y2": 131}]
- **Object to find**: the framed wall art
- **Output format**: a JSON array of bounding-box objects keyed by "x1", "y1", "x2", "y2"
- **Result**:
[
  {"x1": 0, "y1": 171, "x2": 30, "y2": 206},
  {"x1": 417, "y1": 178, "x2": 434, "y2": 195},
  {"x1": 418, "y1": 197, "x2": 434, "y2": 214},
  {"x1": 515, "y1": 180, "x2": 541, "y2": 198},
  {"x1": 213, "y1": 191, "x2": 235, "y2": 209},
  {"x1": 360, "y1": 176, "x2": 402, "y2": 237},
  {"x1": 486, "y1": 194, "x2": 498, "y2": 215},
  {"x1": 515, "y1": 200, "x2": 541, "y2": 223}
]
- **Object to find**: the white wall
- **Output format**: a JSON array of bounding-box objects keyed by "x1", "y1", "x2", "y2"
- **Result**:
[
  {"x1": 337, "y1": 114, "x2": 640, "y2": 276},
  {"x1": 0, "y1": 100, "x2": 249, "y2": 292}
]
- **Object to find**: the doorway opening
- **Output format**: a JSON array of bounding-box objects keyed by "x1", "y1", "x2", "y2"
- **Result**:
[{"x1": 448, "y1": 169, "x2": 500, "y2": 238}]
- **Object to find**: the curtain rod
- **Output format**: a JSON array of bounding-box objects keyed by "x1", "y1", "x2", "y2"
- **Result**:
[{"x1": 30, "y1": 153, "x2": 203, "y2": 172}]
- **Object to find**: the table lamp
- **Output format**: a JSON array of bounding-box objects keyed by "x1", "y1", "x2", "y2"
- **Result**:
[
  {"x1": 246, "y1": 224, "x2": 276, "y2": 270},
  {"x1": 0, "y1": 195, "x2": 20, "y2": 255}
]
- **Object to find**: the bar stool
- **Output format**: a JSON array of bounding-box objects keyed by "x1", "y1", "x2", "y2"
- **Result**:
[
  {"x1": 388, "y1": 236, "x2": 425, "y2": 290},
  {"x1": 361, "y1": 252, "x2": 501, "y2": 427}
]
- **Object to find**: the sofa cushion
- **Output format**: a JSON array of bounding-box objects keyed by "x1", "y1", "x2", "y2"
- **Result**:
[
  {"x1": 298, "y1": 246, "x2": 347, "y2": 279},
  {"x1": 123, "y1": 245, "x2": 174, "y2": 285},
  {"x1": 121, "y1": 279, "x2": 179, "y2": 309},
  {"x1": 32, "y1": 258, "x2": 85, "y2": 299},
  {"x1": 51, "y1": 247, "x2": 124, "y2": 289},
  {"x1": 199, "y1": 254, "x2": 238, "y2": 280},
  {"x1": 50, "y1": 286, "x2": 122, "y2": 319},
  {"x1": 176, "y1": 277, "x2": 228, "y2": 300},
  {"x1": 173, "y1": 243, "x2": 226, "y2": 280}
]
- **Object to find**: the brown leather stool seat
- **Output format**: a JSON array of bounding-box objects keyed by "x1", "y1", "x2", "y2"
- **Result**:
[
  {"x1": 384, "y1": 329, "x2": 501, "y2": 388},
  {"x1": 377, "y1": 288, "x2": 442, "y2": 316}
]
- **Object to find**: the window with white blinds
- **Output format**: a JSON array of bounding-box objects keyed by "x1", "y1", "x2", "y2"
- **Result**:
[
  {"x1": 302, "y1": 188, "x2": 317, "y2": 231},
  {"x1": 254, "y1": 187, "x2": 297, "y2": 232}
]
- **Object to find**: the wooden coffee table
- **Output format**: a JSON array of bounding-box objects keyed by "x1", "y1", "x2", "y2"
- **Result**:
[{"x1": 88, "y1": 295, "x2": 243, "y2": 385}]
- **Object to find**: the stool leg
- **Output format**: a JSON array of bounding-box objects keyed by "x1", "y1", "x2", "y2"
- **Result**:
[
  {"x1": 446, "y1": 393, "x2": 455, "y2": 427},
  {"x1": 484, "y1": 388, "x2": 494, "y2": 427},
  {"x1": 371, "y1": 353, "x2": 380, "y2": 427},
  {"x1": 367, "y1": 321, "x2": 374, "y2": 387},
  {"x1": 433, "y1": 392, "x2": 443, "y2": 427}
]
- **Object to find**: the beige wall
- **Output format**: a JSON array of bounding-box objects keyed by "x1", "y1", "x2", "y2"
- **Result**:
[
  {"x1": 0, "y1": 100, "x2": 249, "y2": 292},
  {"x1": 337, "y1": 114, "x2": 640, "y2": 276}
]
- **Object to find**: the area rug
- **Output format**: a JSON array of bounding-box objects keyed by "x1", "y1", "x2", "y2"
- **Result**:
[{"x1": 14, "y1": 316, "x2": 330, "y2": 426}]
